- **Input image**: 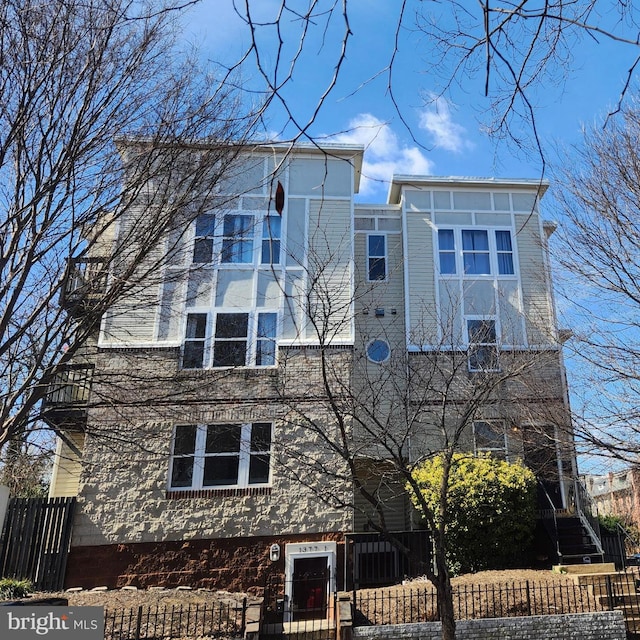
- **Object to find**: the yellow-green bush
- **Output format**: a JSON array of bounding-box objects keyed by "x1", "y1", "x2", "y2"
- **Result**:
[{"x1": 410, "y1": 452, "x2": 537, "y2": 574}]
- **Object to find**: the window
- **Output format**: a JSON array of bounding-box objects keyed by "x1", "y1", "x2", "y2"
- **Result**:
[
  {"x1": 366, "y1": 339, "x2": 390, "y2": 363},
  {"x1": 367, "y1": 234, "x2": 386, "y2": 281},
  {"x1": 261, "y1": 216, "x2": 281, "y2": 264},
  {"x1": 462, "y1": 230, "x2": 490, "y2": 274},
  {"x1": 474, "y1": 421, "x2": 507, "y2": 460},
  {"x1": 256, "y1": 312, "x2": 277, "y2": 365},
  {"x1": 169, "y1": 422, "x2": 272, "y2": 489},
  {"x1": 213, "y1": 313, "x2": 248, "y2": 367},
  {"x1": 467, "y1": 319, "x2": 498, "y2": 371},
  {"x1": 183, "y1": 313, "x2": 207, "y2": 368},
  {"x1": 495, "y1": 230, "x2": 514, "y2": 275},
  {"x1": 438, "y1": 229, "x2": 456, "y2": 274},
  {"x1": 221, "y1": 214, "x2": 254, "y2": 263},
  {"x1": 193, "y1": 214, "x2": 216, "y2": 263}
]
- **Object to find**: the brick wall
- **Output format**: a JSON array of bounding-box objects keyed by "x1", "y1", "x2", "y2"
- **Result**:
[{"x1": 353, "y1": 611, "x2": 626, "y2": 640}]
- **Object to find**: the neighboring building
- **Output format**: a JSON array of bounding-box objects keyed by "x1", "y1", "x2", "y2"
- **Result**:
[
  {"x1": 585, "y1": 469, "x2": 640, "y2": 529},
  {"x1": 44, "y1": 143, "x2": 584, "y2": 600}
]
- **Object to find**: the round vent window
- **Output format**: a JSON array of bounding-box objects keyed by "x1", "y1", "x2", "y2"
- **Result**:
[{"x1": 366, "y1": 339, "x2": 390, "y2": 363}]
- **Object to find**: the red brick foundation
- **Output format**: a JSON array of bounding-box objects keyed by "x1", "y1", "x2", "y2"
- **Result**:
[{"x1": 65, "y1": 532, "x2": 345, "y2": 593}]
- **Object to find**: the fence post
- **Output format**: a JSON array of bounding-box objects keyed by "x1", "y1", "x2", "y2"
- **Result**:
[
  {"x1": 526, "y1": 581, "x2": 532, "y2": 616},
  {"x1": 605, "y1": 575, "x2": 614, "y2": 611},
  {"x1": 134, "y1": 605, "x2": 143, "y2": 640},
  {"x1": 241, "y1": 597, "x2": 247, "y2": 635}
]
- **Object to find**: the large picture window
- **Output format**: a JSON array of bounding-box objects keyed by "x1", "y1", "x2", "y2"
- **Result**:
[{"x1": 169, "y1": 422, "x2": 272, "y2": 489}]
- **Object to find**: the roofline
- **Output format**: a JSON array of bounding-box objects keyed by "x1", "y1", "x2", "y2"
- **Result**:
[{"x1": 388, "y1": 175, "x2": 550, "y2": 204}]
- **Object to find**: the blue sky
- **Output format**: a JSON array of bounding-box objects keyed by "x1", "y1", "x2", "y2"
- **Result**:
[{"x1": 182, "y1": 1, "x2": 637, "y2": 204}]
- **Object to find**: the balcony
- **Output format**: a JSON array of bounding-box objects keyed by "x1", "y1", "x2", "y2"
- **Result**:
[
  {"x1": 41, "y1": 365, "x2": 93, "y2": 430},
  {"x1": 60, "y1": 257, "x2": 108, "y2": 316}
]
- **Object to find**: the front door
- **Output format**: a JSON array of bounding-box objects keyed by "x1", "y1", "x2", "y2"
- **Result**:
[{"x1": 290, "y1": 556, "x2": 329, "y2": 621}]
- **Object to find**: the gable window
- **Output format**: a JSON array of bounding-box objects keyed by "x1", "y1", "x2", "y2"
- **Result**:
[
  {"x1": 193, "y1": 214, "x2": 216, "y2": 263},
  {"x1": 438, "y1": 229, "x2": 456, "y2": 274},
  {"x1": 221, "y1": 214, "x2": 254, "y2": 263},
  {"x1": 213, "y1": 313, "x2": 249, "y2": 367},
  {"x1": 367, "y1": 234, "x2": 387, "y2": 281},
  {"x1": 169, "y1": 422, "x2": 272, "y2": 490},
  {"x1": 467, "y1": 318, "x2": 498, "y2": 371},
  {"x1": 261, "y1": 216, "x2": 281, "y2": 264},
  {"x1": 462, "y1": 230, "x2": 490, "y2": 274},
  {"x1": 474, "y1": 421, "x2": 507, "y2": 460},
  {"x1": 183, "y1": 313, "x2": 207, "y2": 368}
]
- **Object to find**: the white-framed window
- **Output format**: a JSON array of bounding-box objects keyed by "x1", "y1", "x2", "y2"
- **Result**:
[
  {"x1": 261, "y1": 215, "x2": 282, "y2": 265},
  {"x1": 473, "y1": 420, "x2": 507, "y2": 460},
  {"x1": 193, "y1": 214, "x2": 216, "y2": 263},
  {"x1": 366, "y1": 338, "x2": 391, "y2": 363},
  {"x1": 181, "y1": 311, "x2": 278, "y2": 369},
  {"x1": 221, "y1": 213, "x2": 254, "y2": 263},
  {"x1": 436, "y1": 228, "x2": 516, "y2": 276},
  {"x1": 466, "y1": 318, "x2": 498, "y2": 371},
  {"x1": 169, "y1": 422, "x2": 272, "y2": 489},
  {"x1": 367, "y1": 234, "x2": 387, "y2": 281}
]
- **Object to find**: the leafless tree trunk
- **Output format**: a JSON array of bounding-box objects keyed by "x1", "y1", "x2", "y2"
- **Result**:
[{"x1": 0, "y1": 0, "x2": 258, "y2": 452}]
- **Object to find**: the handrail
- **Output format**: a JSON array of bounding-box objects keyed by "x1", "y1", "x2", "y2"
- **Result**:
[
  {"x1": 574, "y1": 477, "x2": 604, "y2": 557},
  {"x1": 538, "y1": 480, "x2": 562, "y2": 563}
]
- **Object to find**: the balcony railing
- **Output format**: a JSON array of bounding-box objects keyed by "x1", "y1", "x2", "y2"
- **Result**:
[
  {"x1": 61, "y1": 257, "x2": 108, "y2": 313},
  {"x1": 41, "y1": 365, "x2": 93, "y2": 428}
]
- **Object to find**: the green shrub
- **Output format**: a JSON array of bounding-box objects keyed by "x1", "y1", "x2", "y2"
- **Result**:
[
  {"x1": 409, "y1": 452, "x2": 537, "y2": 574},
  {"x1": 0, "y1": 578, "x2": 33, "y2": 600}
]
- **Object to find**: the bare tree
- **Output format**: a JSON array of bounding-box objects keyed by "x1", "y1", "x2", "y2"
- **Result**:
[
  {"x1": 223, "y1": 2, "x2": 640, "y2": 160},
  {"x1": 271, "y1": 252, "x2": 571, "y2": 640},
  {"x1": 0, "y1": 0, "x2": 258, "y2": 453},
  {"x1": 553, "y1": 98, "x2": 640, "y2": 464}
]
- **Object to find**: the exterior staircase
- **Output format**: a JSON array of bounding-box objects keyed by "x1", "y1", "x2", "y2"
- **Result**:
[
  {"x1": 555, "y1": 515, "x2": 605, "y2": 564},
  {"x1": 559, "y1": 564, "x2": 640, "y2": 638}
]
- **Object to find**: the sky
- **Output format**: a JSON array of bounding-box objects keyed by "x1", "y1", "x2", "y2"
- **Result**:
[
  {"x1": 182, "y1": 1, "x2": 638, "y2": 203},
  {"x1": 181, "y1": 1, "x2": 639, "y2": 473}
]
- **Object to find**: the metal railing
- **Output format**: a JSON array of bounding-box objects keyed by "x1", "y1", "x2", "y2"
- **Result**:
[
  {"x1": 62, "y1": 257, "x2": 108, "y2": 307},
  {"x1": 104, "y1": 600, "x2": 247, "y2": 640},
  {"x1": 42, "y1": 365, "x2": 93, "y2": 407},
  {"x1": 574, "y1": 476, "x2": 605, "y2": 558},
  {"x1": 354, "y1": 580, "x2": 604, "y2": 626}
]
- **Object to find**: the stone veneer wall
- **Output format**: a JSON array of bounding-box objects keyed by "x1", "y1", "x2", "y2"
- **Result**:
[
  {"x1": 352, "y1": 611, "x2": 626, "y2": 640},
  {"x1": 65, "y1": 532, "x2": 345, "y2": 593}
]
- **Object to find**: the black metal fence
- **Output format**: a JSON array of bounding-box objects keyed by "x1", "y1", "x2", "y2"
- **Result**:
[
  {"x1": 0, "y1": 497, "x2": 76, "y2": 591},
  {"x1": 355, "y1": 580, "x2": 605, "y2": 626},
  {"x1": 104, "y1": 600, "x2": 247, "y2": 640}
]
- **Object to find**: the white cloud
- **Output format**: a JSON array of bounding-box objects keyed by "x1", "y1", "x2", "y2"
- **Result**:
[
  {"x1": 330, "y1": 114, "x2": 434, "y2": 196},
  {"x1": 419, "y1": 95, "x2": 472, "y2": 153}
]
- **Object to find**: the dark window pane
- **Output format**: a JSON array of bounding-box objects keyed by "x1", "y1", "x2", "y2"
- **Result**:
[
  {"x1": 173, "y1": 425, "x2": 197, "y2": 455},
  {"x1": 469, "y1": 345, "x2": 499, "y2": 371},
  {"x1": 183, "y1": 341, "x2": 205, "y2": 368},
  {"x1": 222, "y1": 238, "x2": 253, "y2": 263},
  {"x1": 213, "y1": 340, "x2": 247, "y2": 366},
  {"x1": 475, "y1": 421, "x2": 504, "y2": 448},
  {"x1": 263, "y1": 216, "x2": 281, "y2": 239},
  {"x1": 368, "y1": 235, "x2": 385, "y2": 257},
  {"x1": 497, "y1": 253, "x2": 514, "y2": 275},
  {"x1": 462, "y1": 230, "x2": 489, "y2": 251},
  {"x1": 438, "y1": 229, "x2": 454, "y2": 251},
  {"x1": 261, "y1": 239, "x2": 281, "y2": 264},
  {"x1": 258, "y1": 313, "x2": 277, "y2": 338},
  {"x1": 170, "y1": 457, "x2": 194, "y2": 487},
  {"x1": 205, "y1": 424, "x2": 242, "y2": 453},
  {"x1": 203, "y1": 456, "x2": 239, "y2": 486},
  {"x1": 495, "y1": 230, "x2": 512, "y2": 252},
  {"x1": 468, "y1": 320, "x2": 496, "y2": 343},
  {"x1": 251, "y1": 423, "x2": 272, "y2": 451},
  {"x1": 196, "y1": 214, "x2": 216, "y2": 237},
  {"x1": 249, "y1": 454, "x2": 270, "y2": 484},
  {"x1": 463, "y1": 253, "x2": 490, "y2": 274},
  {"x1": 224, "y1": 214, "x2": 252, "y2": 237},
  {"x1": 256, "y1": 339, "x2": 276, "y2": 366},
  {"x1": 439, "y1": 253, "x2": 456, "y2": 274},
  {"x1": 215, "y1": 313, "x2": 248, "y2": 338},
  {"x1": 193, "y1": 238, "x2": 213, "y2": 263},
  {"x1": 368, "y1": 257, "x2": 385, "y2": 280},
  {"x1": 186, "y1": 314, "x2": 207, "y2": 339}
]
